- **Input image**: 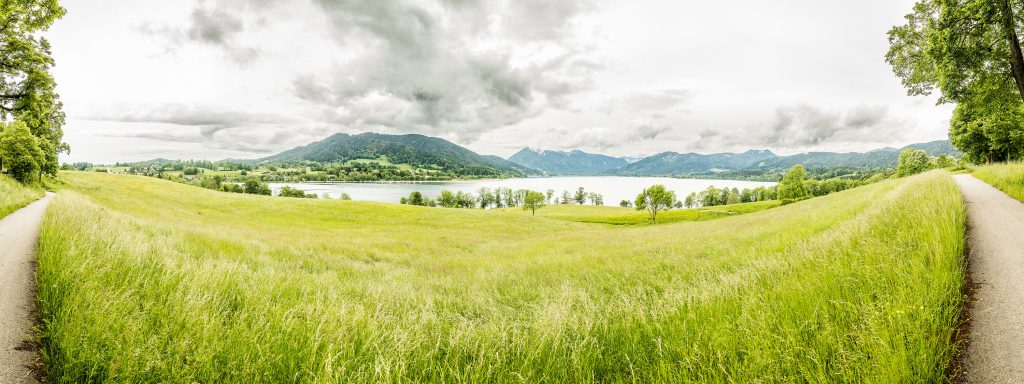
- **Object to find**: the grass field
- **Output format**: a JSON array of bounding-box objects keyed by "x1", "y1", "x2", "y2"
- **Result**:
[
  {"x1": 502, "y1": 201, "x2": 780, "y2": 225},
  {"x1": 0, "y1": 174, "x2": 43, "y2": 219},
  {"x1": 37, "y1": 171, "x2": 965, "y2": 383},
  {"x1": 973, "y1": 162, "x2": 1024, "y2": 203}
]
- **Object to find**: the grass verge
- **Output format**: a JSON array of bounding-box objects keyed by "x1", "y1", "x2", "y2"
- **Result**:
[
  {"x1": 973, "y1": 162, "x2": 1024, "y2": 203},
  {"x1": 37, "y1": 171, "x2": 965, "y2": 382},
  {"x1": 0, "y1": 174, "x2": 43, "y2": 219}
]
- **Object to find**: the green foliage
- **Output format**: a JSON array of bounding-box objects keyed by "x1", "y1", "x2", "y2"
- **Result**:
[
  {"x1": 896, "y1": 149, "x2": 933, "y2": 177},
  {"x1": 634, "y1": 184, "x2": 676, "y2": 223},
  {"x1": 777, "y1": 165, "x2": 811, "y2": 202},
  {"x1": 974, "y1": 162, "x2": 1024, "y2": 202},
  {"x1": 887, "y1": 0, "x2": 1020, "y2": 103},
  {"x1": 522, "y1": 190, "x2": 545, "y2": 215},
  {"x1": 36, "y1": 171, "x2": 966, "y2": 382},
  {"x1": 0, "y1": 0, "x2": 68, "y2": 168},
  {"x1": 0, "y1": 120, "x2": 43, "y2": 183},
  {"x1": 278, "y1": 186, "x2": 317, "y2": 199},
  {"x1": 949, "y1": 78, "x2": 1024, "y2": 162},
  {"x1": 242, "y1": 178, "x2": 271, "y2": 196}
]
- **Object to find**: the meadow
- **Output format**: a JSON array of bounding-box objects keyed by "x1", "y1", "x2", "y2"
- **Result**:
[
  {"x1": 36, "y1": 171, "x2": 965, "y2": 383},
  {"x1": 501, "y1": 201, "x2": 780, "y2": 225},
  {"x1": 0, "y1": 174, "x2": 43, "y2": 219},
  {"x1": 973, "y1": 162, "x2": 1024, "y2": 203}
]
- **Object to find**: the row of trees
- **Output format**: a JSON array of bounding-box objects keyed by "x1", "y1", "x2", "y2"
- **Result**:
[{"x1": 400, "y1": 187, "x2": 605, "y2": 210}]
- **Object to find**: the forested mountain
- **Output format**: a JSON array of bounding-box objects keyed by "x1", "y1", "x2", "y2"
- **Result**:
[
  {"x1": 607, "y1": 140, "x2": 961, "y2": 177},
  {"x1": 507, "y1": 148, "x2": 629, "y2": 175},
  {"x1": 259, "y1": 133, "x2": 539, "y2": 178},
  {"x1": 609, "y1": 150, "x2": 777, "y2": 176}
]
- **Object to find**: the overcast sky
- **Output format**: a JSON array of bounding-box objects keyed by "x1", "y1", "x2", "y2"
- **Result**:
[{"x1": 50, "y1": 0, "x2": 955, "y2": 163}]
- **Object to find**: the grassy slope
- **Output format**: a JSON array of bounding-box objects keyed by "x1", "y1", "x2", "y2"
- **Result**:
[
  {"x1": 0, "y1": 174, "x2": 43, "y2": 219},
  {"x1": 503, "y1": 201, "x2": 780, "y2": 225},
  {"x1": 973, "y1": 162, "x2": 1024, "y2": 202},
  {"x1": 37, "y1": 171, "x2": 965, "y2": 383}
]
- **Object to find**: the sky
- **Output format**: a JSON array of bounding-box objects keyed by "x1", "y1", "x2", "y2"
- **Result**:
[{"x1": 49, "y1": 0, "x2": 956, "y2": 164}]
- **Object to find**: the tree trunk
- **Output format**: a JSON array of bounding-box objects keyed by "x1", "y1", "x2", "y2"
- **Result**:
[{"x1": 998, "y1": 0, "x2": 1024, "y2": 104}]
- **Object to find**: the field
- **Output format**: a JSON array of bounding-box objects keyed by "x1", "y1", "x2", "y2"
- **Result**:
[
  {"x1": 36, "y1": 171, "x2": 965, "y2": 382},
  {"x1": 502, "y1": 201, "x2": 780, "y2": 225},
  {"x1": 973, "y1": 162, "x2": 1024, "y2": 203},
  {"x1": 0, "y1": 174, "x2": 43, "y2": 219}
]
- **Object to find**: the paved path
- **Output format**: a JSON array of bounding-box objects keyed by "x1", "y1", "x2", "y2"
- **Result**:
[
  {"x1": 954, "y1": 175, "x2": 1024, "y2": 383},
  {"x1": 0, "y1": 193, "x2": 52, "y2": 384}
]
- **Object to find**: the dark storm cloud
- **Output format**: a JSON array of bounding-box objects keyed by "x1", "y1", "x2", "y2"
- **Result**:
[{"x1": 140, "y1": 3, "x2": 260, "y2": 64}]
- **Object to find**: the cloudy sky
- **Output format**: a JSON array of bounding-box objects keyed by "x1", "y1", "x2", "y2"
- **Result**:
[{"x1": 50, "y1": 0, "x2": 954, "y2": 163}]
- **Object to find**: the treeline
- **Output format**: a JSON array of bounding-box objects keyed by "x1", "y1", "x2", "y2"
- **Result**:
[{"x1": 402, "y1": 187, "x2": 605, "y2": 209}]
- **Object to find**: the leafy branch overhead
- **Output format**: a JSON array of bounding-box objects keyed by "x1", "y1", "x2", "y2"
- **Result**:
[{"x1": 888, "y1": 0, "x2": 1024, "y2": 161}]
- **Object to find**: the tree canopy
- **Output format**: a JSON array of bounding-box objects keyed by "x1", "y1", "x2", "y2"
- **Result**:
[
  {"x1": 523, "y1": 191, "x2": 545, "y2": 216},
  {"x1": 0, "y1": 0, "x2": 67, "y2": 178},
  {"x1": 888, "y1": 0, "x2": 1024, "y2": 162},
  {"x1": 777, "y1": 165, "x2": 811, "y2": 202},
  {"x1": 635, "y1": 185, "x2": 676, "y2": 224},
  {"x1": 0, "y1": 120, "x2": 43, "y2": 183}
]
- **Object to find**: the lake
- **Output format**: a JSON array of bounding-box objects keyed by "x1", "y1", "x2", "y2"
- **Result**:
[{"x1": 270, "y1": 176, "x2": 776, "y2": 205}]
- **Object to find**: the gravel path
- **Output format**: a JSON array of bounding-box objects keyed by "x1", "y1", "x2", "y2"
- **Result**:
[
  {"x1": 954, "y1": 175, "x2": 1024, "y2": 383},
  {"x1": 0, "y1": 193, "x2": 52, "y2": 384}
]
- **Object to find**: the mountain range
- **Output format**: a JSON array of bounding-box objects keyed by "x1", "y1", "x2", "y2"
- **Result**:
[
  {"x1": 506, "y1": 140, "x2": 962, "y2": 176},
  {"x1": 224, "y1": 132, "x2": 962, "y2": 179},
  {"x1": 508, "y1": 149, "x2": 630, "y2": 175}
]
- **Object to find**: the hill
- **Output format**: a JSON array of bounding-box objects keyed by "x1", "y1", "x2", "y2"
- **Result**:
[
  {"x1": 507, "y1": 148, "x2": 629, "y2": 175},
  {"x1": 260, "y1": 133, "x2": 538, "y2": 178}
]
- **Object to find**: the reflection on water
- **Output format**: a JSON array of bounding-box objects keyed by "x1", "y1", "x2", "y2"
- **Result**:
[{"x1": 270, "y1": 176, "x2": 776, "y2": 206}]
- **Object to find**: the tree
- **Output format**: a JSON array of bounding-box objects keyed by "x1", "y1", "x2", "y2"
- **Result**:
[
  {"x1": 949, "y1": 79, "x2": 1024, "y2": 162},
  {"x1": 574, "y1": 187, "x2": 587, "y2": 205},
  {"x1": 523, "y1": 191, "x2": 545, "y2": 215},
  {"x1": 0, "y1": 121, "x2": 42, "y2": 183},
  {"x1": 619, "y1": 199, "x2": 632, "y2": 208},
  {"x1": 887, "y1": 0, "x2": 1024, "y2": 105},
  {"x1": 340, "y1": 192, "x2": 352, "y2": 200},
  {"x1": 896, "y1": 149, "x2": 932, "y2": 176},
  {"x1": 777, "y1": 165, "x2": 811, "y2": 202},
  {"x1": 936, "y1": 154, "x2": 956, "y2": 168},
  {"x1": 560, "y1": 190, "x2": 572, "y2": 205},
  {"x1": 242, "y1": 178, "x2": 272, "y2": 195},
  {"x1": 478, "y1": 187, "x2": 495, "y2": 209},
  {"x1": 684, "y1": 192, "x2": 696, "y2": 208},
  {"x1": 634, "y1": 184, "x2": 676, "y2": 224},
  {"x1": 438, "y1": 190, "x2": 457, "y2": 208},
  {"x1": 407, "y1": 191, "x2": 425, "y2": 206},
  {"x1": 545, "y1": 189, "x2": 555, "y2": 204},
  {"x1": 1, "y1": 1, "x2": 69, "y2": 170}
]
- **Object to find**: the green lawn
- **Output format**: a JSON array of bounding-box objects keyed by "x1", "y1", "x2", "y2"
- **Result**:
[
  {"x1": 37, "y1": 171, "x2": 965, "y2": 383},
  {"x1": 0, "y1": 174, "x2": 43, "y2": 219},
  {"x1": 505, "y1": 201, "x2": 780, "y2": 225},
  {"x1": 973, "y1": 162, "x2": 1024, "y2": 203}
]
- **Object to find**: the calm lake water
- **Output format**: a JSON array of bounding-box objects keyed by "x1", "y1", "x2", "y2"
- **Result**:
[{"x1": 270, "y1": 177, "x2": 776, "y2": 206}]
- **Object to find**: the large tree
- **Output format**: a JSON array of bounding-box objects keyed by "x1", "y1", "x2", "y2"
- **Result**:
[
  {"x1": 888, "y1": 0, "x2": 1024, "y2": 104},
  {"x1": 0, "y1": 0, "x2": 67, "y2": 173},
  {"x1": 635, "y1": 185, "x2": 676, "y2": 224}
]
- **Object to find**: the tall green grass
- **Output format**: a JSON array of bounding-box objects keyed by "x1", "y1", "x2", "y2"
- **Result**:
[
  {"x1": 500, "y1": 201, "x2": 781, "y2": 225},
  {"x1": 973, "y1": 162, "x2": 1024, "y2": 202},
  {"x1": 0, "y1": 173, "x2": 43, "y2": 219},
  {"x1": 37, "y1": 171, "x2": 965, "y2": 383}
]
